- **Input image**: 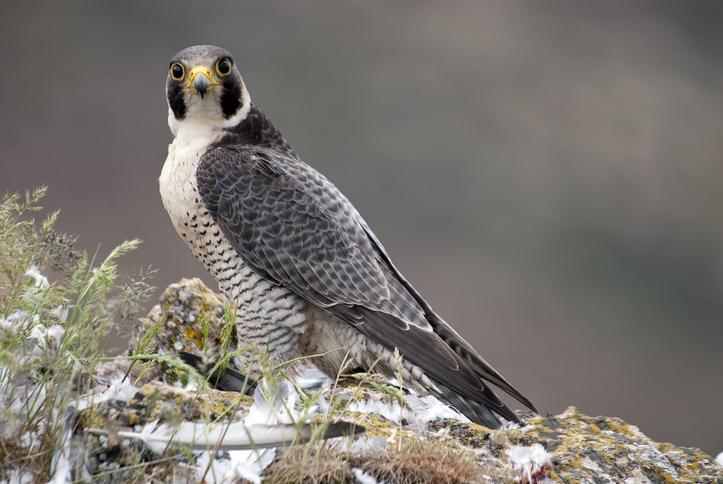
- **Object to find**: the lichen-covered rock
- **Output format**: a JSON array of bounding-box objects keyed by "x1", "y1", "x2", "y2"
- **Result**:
[
  {"x1": 422, "y1": 407, "x2": 722, "y2": 483},
  {"x1": 35, "y1": 278, "x2": 722, "y2": 483},
  {"x1": 135, "y1": 277, "x2": 233, "y2": 361},
  {"x1": 67, "y1": 379, "x2": 722, "y2": 483},
  {"x1": 131, "y1": 278, "x2": 251, "y2": 389}
]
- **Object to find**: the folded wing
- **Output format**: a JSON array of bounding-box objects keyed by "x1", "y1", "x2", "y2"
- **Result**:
[{"x1": 196, "y1": 145, "x2": 536, "y2": 425}]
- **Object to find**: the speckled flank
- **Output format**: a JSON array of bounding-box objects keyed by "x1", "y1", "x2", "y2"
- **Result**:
[{"x1": 160, "y1": 127, "x2": 306, "y2": 363}]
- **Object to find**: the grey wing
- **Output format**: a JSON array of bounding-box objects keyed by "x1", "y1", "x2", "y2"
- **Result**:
[{"x1": 196, "y1": 145, "x2": 535, "y2": 423}]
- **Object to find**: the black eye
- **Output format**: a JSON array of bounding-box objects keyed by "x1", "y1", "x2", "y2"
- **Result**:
[
  {"x1": 170, "y1": 62, "x2": 185, "y2": 80},
  {"x1": 216, "y1": 57, "x2": 233, "y2": 77}
]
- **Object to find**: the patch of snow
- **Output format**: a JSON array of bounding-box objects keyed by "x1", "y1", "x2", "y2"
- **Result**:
[
  {"x1": 27, "y1": 324, "x2": 64, "y2": 353},
  {"x1": 103, "y1": 378, "x2": 138, "y2": 401},
  {"x1": 352, "y1": 467, "x2": 383, "y2": 484},
  {"x1": 24, "y1": 265, "x2": 49, "y2": 289},
  {"x1": 348, "y1": 392, "x2": 466, "y2": 427},
  {"x1": 2, "y1": 384, "x2": 47, "y2": 433},
  {"x1": 246, "y1": 377, "x2": 322, "y2": 425},
  {"x1": 18, "y1": 431, "x2": 39, "y2": 450},
  {"x1": 0, "y1": 310, "x2": 30, "y2": 334},
  {"x1": 506, "y1": 443, "x2": 552, "y2": 483},
  {"x1": 76, "y1": 375, "x2": 139, "y2": 411},
  {"x1": 348, "y1": 398, "x2": 405, "y2": 424},
  {"x1": 47, "y1": 410, "x2": 82, "y2": 484},
  {"x1": 50, "y1": 305, "x2": 69, "y2": 322},
  {"x1": 246, "y1": 379, "x2": 296, "y2": 425},
  {"x1": 1, "y1": 469, "x2": 34, "y2": 484},
  {"x1": 46, "y1": 324, "x2": 65, "y2": 344},
  {"x1": 715, "y1": 451, "x2": 723, "y2": 467},
  {"x1": 28, "y1": 325, "x2": 47, "y2": 341},
  {"x1": 335, "y1": 435, "x2": 389, "y2": 454},
  {"x1": 196, "y1": 448, "x2": 275, "y2": 484},
  {"x1": 407, "y1": 394, "x2": 467, "y2": 424}
]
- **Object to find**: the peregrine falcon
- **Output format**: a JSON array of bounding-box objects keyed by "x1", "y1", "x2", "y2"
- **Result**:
[{"x1": 159, "y1": 45, "x2": 536, "y2": 427}]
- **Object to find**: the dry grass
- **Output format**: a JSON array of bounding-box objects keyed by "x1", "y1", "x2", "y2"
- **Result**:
[
  {"x1": 264, "y1": 437, "x2": 486, "y2": 484},
  {"x1": 360, "y1": 438, "x2": 483, "y2": 484},
  {"x1": 0, "y1": 188, "x2": 156, "y2": 481},
  {"x1": 265, "y1": 446, "x2": 355, "y2": 483}
]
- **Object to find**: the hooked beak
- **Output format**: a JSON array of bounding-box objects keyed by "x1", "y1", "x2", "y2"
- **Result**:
[
  {"x1": 194, "y1": 75, "x2": 209, "y2": 98},
  {"x1": 186, "y1": 66, "x2": 215, "y2": 99}
]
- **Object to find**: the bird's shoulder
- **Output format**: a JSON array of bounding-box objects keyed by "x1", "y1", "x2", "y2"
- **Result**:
[
  {"x1": 197, "y1": 144, "x2": 361, "y2": 231},
  {"x1": 196, "y1": 143, "x2": 390, "y2": 306}
]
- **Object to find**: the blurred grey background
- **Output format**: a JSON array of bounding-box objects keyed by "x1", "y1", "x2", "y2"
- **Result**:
[{"x1": 1, "y1": 1, "x2": 721, "y2": 452}]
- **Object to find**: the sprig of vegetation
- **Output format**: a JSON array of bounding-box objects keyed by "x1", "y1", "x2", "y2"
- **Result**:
[
  {"x1": 113, "y1": 265, "x2": 158, "y2": 321},
  {"x1": 0, "y1": 188, "x2": 152, "y2": 482}
]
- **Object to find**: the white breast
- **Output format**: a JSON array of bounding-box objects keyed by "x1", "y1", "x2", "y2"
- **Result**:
[{"x1": 159, "y1": 122, "x2": 220, "y2": 243}]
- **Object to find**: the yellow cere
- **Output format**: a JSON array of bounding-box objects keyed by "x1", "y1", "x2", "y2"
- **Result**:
[{"x1": 186, "y1": 66, "x2": 220, "y2": 88}]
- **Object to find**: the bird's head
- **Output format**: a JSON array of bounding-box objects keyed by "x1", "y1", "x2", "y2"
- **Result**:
[{"x1": 166, "y1": 45, "x2": 250, "y2": 136}]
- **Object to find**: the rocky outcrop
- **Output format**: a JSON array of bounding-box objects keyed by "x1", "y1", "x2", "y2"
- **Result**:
[
  {"x1": 58, "y1": 382, "x2": 723, "y2": 483},
  {"x1": 11, "y1": 279, "x2": 720, "y2": 483}
]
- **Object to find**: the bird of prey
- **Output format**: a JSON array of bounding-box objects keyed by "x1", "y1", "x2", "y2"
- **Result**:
[{"x1": 159, "y1": 45, "x2": 536, "y2": 427}]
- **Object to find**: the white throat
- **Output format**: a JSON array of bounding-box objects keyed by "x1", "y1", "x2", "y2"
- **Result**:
[
  {"x1": 171, "y1": 119, "x2": 221, "y2": 153},
  {"x1": 168, "y1": 83, "x2": 251, "y2": 140}
]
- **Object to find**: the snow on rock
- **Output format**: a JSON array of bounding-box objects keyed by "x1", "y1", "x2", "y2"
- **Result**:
[
  {"x1": 47, "y1": 409, "x2": 90, "y2": 484},
  {"x1": 28, "y1": 324, "x2": 65, "y2": 351},
  {"x1": 0, "y1": 310, "x2": 30, "y2": 334},
  {"x1": 195, "y1": 448, "x2": 275, "y2": 484},
  {"x1": 506, "y1": 443, "x2": 552, "y2": 483},
  {"x1": 75, "y1": 375, "x2": 139, "y2": 411},
  {"x1": 347, "y1": 397, "x2": 405, "y2": 424},
  {"x1": 406, "y1": 393, "x2": 467, "y2": 424},
  {"x1": 24, "y1": 265, "x2": 49, "y2": 289},
  {"x1": 245, "y1": 379, "x2": 303, "y2": 426},
  {"x1": 346, "y1": 390, "x2": 466, "y2": 427},
  {"x1": 0, "y1": 470, "x2": 34, "y2": 484},
  {"x1": 352, "y1": 468, "x2": 383, "y2": 484}
]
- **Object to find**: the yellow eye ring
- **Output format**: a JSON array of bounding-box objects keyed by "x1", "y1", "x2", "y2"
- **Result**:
[
  {"x1": 216, "y1": 57, "x2": 233, "y2": 77},
  {"x1": 170, "y1": 62, "x2": 185, "y2": 81}
]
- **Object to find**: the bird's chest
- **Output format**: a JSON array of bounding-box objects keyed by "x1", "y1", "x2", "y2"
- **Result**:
[
  {"x1": 159, "y1": 139, "x2": 205, "y2": 241},
  {"x1": 159, "y1": 134, "x2": 309, "y2": 352},
  {"x1": 160, "y1": 139, "x2": 232, "y2": 269}
]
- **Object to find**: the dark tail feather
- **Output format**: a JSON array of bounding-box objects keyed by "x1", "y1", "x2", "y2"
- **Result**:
[
  {"x1": 178, "y1": 351, "x2": 257, "y2": 394},
  {"x1": 435, "y1": 383, "x2": 521, "y2": 428}
]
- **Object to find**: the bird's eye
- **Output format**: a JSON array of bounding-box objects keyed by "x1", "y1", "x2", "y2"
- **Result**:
[
  {"x1": 216, "y1": 57, "x2": 233, "y2": 77},
  {"x1": 170, "y1": 63, "x2": 185, "y2": 80}
]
